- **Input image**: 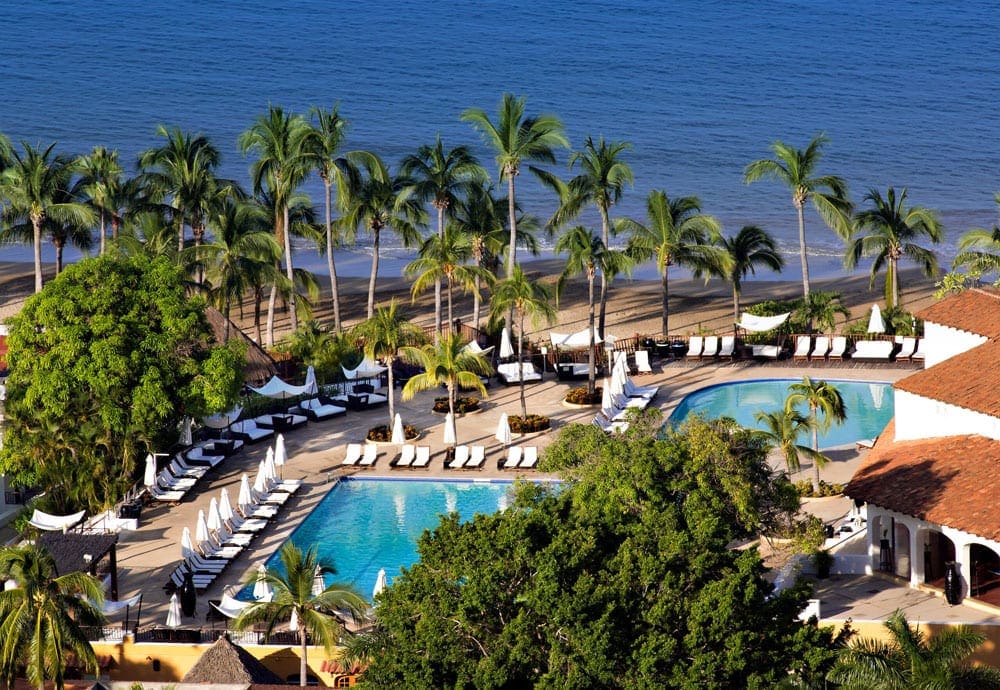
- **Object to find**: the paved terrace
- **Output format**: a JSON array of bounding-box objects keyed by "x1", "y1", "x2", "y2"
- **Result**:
[{"x1": 114, "y1": 357, "x2": 921, "y2": 630}]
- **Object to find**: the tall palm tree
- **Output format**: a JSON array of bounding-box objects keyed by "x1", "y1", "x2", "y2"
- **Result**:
[
  {"x1": 461, "y1": 93, "x2": 568, "y2": 278},
  {"x1": 0, "y1": 544, "x2": 105, "y2": 690},
  {"x1": 828, "y1": 610, "x2": 1000, "y2": 689},
  {"x1": 350, "y1": 301, "x2": 428, "y2": 426},
  {"x1": 785, "y1": 377, "x2": 847, "y2": 489},
  {"x1": 714, "y1": 225, "x2": 785, "y2": 322},
  {"x1": 234, "y1": 543, "x2": 365, "y2": 688},
  {"x1": 489, "y1": 266, "x2": 557, "y2": 422},
  {"x1": 953, "y1": 193, "x2": 1000, "y2": 280},
  {"x1": 339, "y1": 155, "x2": 426, "y2": 318},
  {"x1": 555, "y1": 226, "x2": 633, "y2": 396},
  {"x1": 744, "y1": 133, "x2": 851, "y2": 300},
  {"x1": 77, "y1": 145, "x2": 123, "y2": 255},
  {"x1": 401, "y1": 137, "x2": 487, "y2": 342},
  {"x1": 405, "y1": 224, "x2": 489, "y2": 332},
  {"x1": 753, "y1": 408, "x2": 823, "y2": 477},
  {"x1": 0, "y1": 143, "x2": 95, "y2": 292},
  {"x1": 4, "y1": 176, "x2": 96, "y2": 275},
  {"x1": 619, "y1": 190, "x2": 728, "y2": 336},
  {"x1": 401, "y1": 332, "x2": 491, "y2": 436},
  {"x1": 797, "y1": 291, "x2": 850, "y2": 335},
  {"x1": 845, "y1": 187, "x2": 942, "y2": 310},
  {"x1": 239, "y1": 105, "x2": 314, "y2": 333},
  {"x1": 544, "y1": 136, "x2": 633, "y2": 337}
]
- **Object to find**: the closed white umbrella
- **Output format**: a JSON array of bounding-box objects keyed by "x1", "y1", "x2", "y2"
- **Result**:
[
  {"x1": 180, "y1": 527, "x2": 196, "y2": 561},
  {"x1": 238, "y1": 474, "x2": 253, "y2": 509},
  {"x1": 601, "y1": 379, "x2": 616, "y2": 414},
  {"x1": 219, "y1": 488, "x2": 235, "y2": 523},
  {"x1": 500, "y1": 327, "x2": 514, "y2": 359},
  {"x1": 289, "y1": 607, "x2": 299, "y2": 632},
  {"x1": 207, "y1": 497, "x2": 222, "y2": 533},
  {"x1": 495, "y1": 413, "x2": 511, "y2": 447},
  {"x1": 608, "y1": 367, "x2": 627, "y2": 398},
  {"x1": 390, "y1": 414, "x2": 405, "y2": 445},
  {"x1": 179, "y1": 417, "x2": 193, "y2": 446},
  {"x1": 312, "y1": 565, "x2": 325, "y2": 597},
  {"x1": 263, "y1": 455, "x2": 277, "y2": 489},
  {"x1": 870, "y1": 382, "x2": 885, "y2": 410},
  {"x1": 443, "y1": 412, "x2": 457, "y2": 446},
  {"x1": 274, "y1": 434, "x2": 287, "y2": 478},
  {"x1": 165, "y1": 593, "x2": 182, "y2": 628},
  {"x1": 253, "y1": 564, "x2": 271, "y2": 601},
  {"x1": 304, "y1": 365, "x2": 318, "y2": 395},
  {"x1": 195, "y1": 510, "x2": 210, "y2": 546},
  {"x1": 143, "y1": 454, "x2": 157, "y2": 488},
  {"x1": 868, "y1": 304, "x2": 886, "y2": 334},
  {"x1": 254, "y1": 468, "x2": 270, "y2": 497},
  {"x1": 373, "y1": 568, "x2": 387, "y2": 601}
]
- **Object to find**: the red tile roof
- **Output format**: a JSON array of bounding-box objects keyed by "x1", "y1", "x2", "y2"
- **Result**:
[
  {"x1": 894, "y1": 338, "x2": 1000, "y2": 417},
  {"x1": 846, "y1": 420, "x2": 1000, "y2": 540},
  {"x1": 916, "y1": 287, "x2": 1000, "y2": 338}
]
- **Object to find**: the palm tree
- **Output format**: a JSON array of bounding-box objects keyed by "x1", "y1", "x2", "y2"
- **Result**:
[
  {"x1": 797, "y1": 291, "x2": 850, "y2": 335},
  {"x1": 0, "y1": 544, "x2": 105, "y2": 690},
  {"x1": 754, "y1": 408, "x2": 824, "y2": 477},
  {"x1": 828, "y1": 610, "x2": 1000, "y2": 689},
  {"x1": 77, "y1": 145, "x2": 123, "y2": 255},
  {"x1": 845, "y1": 187, "x2": 942, "y2": 310},
  {"x1": 744, "y1": 133, "x2": 851, "y2": 301},
  {"x1": 619, "y1": 190, "x2": 729, "y2": 336},
  {"x1": 350, "y1": 301, "x2": 427, "y2": 426},
  {"x1": 4, "y1": 176, "x2": 96, "y2": 275},
  {"x1": 0, "y1": 143, "x2": 95, "y2": 292},
  {"x1": 239, "y1": 105, "x2": 314, "y2": 333},
  {"x1": 953, "y1": 193, "x2": 1000, "y2": 280},
  {"x1": 401, "y1": 136, "x2": 487, "y2": 342},
  {"x1": 555, "y1": 226, "x2": 633, "y2": 396},
  {"x1": 786, "y1": 376, "x2": 847, "y2": 488},
  {"x1": 339, "y1": 155, "x2": 426, "y2": 318},
  {"x1": 544, "y1": 136, "x2": 633, "y2": 337},
  {"x1": 714, "y1": 225, "x2": 785, "y2": 322},
  {"x1": 405, "y1": 224, "x2": 489, "y2": 333},
  {"x1": 234, "y1": 543, "x2": 365, "y2": 688},
  {"x1": 401, "y1": 332, "x2": 491, "y2": 435},
  {"x1": 461, "y1": 93, "x2": 568, "y2": 278},
  {"x1": 489, "y1": 266, "x2": 557, "y2": 421}
]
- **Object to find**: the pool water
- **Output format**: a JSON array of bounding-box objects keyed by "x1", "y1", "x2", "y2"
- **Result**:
[
  {"x1": 668, "y1": 379, "x2": 894, "y2": 449},
  {"x1": 261, "y1": 478, "x2": 516, "y2": 599}
]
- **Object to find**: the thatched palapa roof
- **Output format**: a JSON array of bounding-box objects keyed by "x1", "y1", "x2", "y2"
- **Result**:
[
  {"x1": 204, "y1": 307, "x2": 278, "y2": 386},
  {"x1": 36, "y1": 532, "x2": 117, "y2": 575},
  {"x1": 181, "y1": 634, "x2": 283, "y2": 685}
]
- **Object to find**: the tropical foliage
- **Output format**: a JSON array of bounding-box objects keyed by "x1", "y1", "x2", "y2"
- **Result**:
[
  {"x1": 786, "y1": 377, "x2": 847, "y2": 489},
  {"x1": 713, "y1": 224, "x2": 784, "y2": 321}
]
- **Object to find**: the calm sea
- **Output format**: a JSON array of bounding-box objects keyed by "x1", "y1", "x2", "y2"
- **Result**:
[{"x1": 2, "y1": 1, "x2": 1000, "y2": 282}]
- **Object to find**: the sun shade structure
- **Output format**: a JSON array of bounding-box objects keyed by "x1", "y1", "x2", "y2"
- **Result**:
[
  {"x1": 248, "y1": 375, "x2": 311, "y2": 399},
  {"x1": 202, "y1": 406, "x2": 243, "y2": 429},
  {"x1": 549, "y1": 328, "x2": 607, "y2": 349},
  {"x1": 181, "y1": 634, "x2": 283, "y2": 684},
  {"x1": 342, "y1": 356, "x2": 388, "y2": 380},
  {"x1": 736, "y1": 312, "x2": 790, "y2": 332},
  {"x1": 29, "y1": 510, "x2": 86, "y2": 532}
]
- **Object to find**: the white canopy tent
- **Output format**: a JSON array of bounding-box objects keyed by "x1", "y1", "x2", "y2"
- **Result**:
[
  {"x1": 462, "y1": 340, "x2": 494, "y2": 358},
  {"x1": 248, "y1": 375, "x2": 310, "y2": 399},
  {"x1": 736, "y1": 312, "x2": 790, "y2": 332},
  {"x1": 549, "y1": 328, "x2": 607, "y2": 350},
  {"x1": 342, "y1": 357, "x2": 388, "y2": 380}
]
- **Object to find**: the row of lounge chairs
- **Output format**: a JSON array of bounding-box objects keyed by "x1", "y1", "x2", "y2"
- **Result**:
[
  {"x1": 686, "y1": 335, "x2": 736, "y2": 359},
  {"x1": 792, "y1": 335, "x2": 925, "y2": 363},
  {"x1": 338, "y1": 441, "x2": 541, "y2": 471},
  {"x1": 149, "y1": 443, "x2": 244, "y2": 503}
]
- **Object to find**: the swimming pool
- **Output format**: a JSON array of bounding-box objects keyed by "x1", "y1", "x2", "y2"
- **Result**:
[
  {"x1": 259, "y1": 478, "x2": 518, "y2": 598},
  {"x1": 668, "y1": 378, "x2": 894, "y2": 449}
]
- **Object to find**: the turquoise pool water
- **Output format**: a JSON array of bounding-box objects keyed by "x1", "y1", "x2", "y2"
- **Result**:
[
  {"x1": 260, "y1": 478, "x2": 517, "y2": 599},
  {"x1": 668, "y1": 379, "x2": 894, "y2": 449}
]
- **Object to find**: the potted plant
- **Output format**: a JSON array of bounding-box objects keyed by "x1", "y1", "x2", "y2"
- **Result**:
[{"x1": 812, "y1": 549, "x2": 834, "y2": 579}]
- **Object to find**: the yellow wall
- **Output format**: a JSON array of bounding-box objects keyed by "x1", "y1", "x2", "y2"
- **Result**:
[{"x1": 821, "y1": 618, "x2": 1000, "y2": 667}]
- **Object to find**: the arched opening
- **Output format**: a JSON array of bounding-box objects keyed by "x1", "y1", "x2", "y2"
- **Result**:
[
  {"x1": 923, "y1": 530, "x2": 956, "y2": 588},
  {"x1": 893, "y1": 522, "x2": 911, "y2": 580},
  {"x1": 969, "y1": 543, "x2": 1000, "y2": 605}
]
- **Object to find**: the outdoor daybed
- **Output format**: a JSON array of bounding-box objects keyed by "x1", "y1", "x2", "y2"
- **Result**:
[
  {"x1": 497, "y1": 362, "x2": 543, "y2": 384},
  {"x1": 253, "y1": 413, "x2": 308, "y2": 431},
  {"x1": 291, "y1": 396, "x2": 346, "y2": 421},
  {"x1": 229, "y1": 419, "x2": 275, "y2": 443},
  {"x1": 851, "y1": 340, "x2": 895, "y2": 361}
]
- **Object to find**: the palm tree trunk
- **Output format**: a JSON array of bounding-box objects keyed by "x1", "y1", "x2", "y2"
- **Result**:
[
  {"x1": 473, "y1": 273, "x2": 481, "y2": 330},
  {"x1": 32, "y1": 217, "x2": 43, "y2": 293},
  {"x1": 661, "y1": 264, "x2": 670, "y2": 337},
  {"x1": 812, "y1": 424, "x2": 821, "y2": 489},
  {"x1": 386, "y1": 356, "x2": 395, "y2": 427},
  {"x1": 299, "y1": 625, "x2": 308, "y2": 687},
  {"x1": 266, "y1": 283, "x2": 277, "y2": 348},
  {"x1": 367, "y1": 226, "x2": 380, "y2": 319},
  {"x1": 506, "y1": 174, "x2": 517, "y2": 277},
  {"x1": 447, "y1": 275, "x2": 454, "y2": 332},
  {"x1": 324, "y1": 180, "x2": 342, "y2": 332},
  {"x1": 55, "y1": 241, "x2": 64, "y2": 274},
  {"x1": 99, "y1": 210, "x2": 106, "y2": 255},
  {"x1": 283, "y1": 205, "x2": 298, "y2": 332},
  {"x1": 518, "y1": 310, "x2": 527, "y2": 425},
  {"x1": 223, "y1": 300, "x2": 232, "y2": 342},
  {"x1": 732, "y1": 282, "x2": 740, "y2": 324},
  {"x1": 194, "y1": 223, "x2": 204, "y2": 286},
  {"x1": 587, "y1": 270, "x2": 596, "y2": 396},
  {"x1": 178, "y1": 217, "x2": 185, "y2": 253},
  {"x1": 254, "y1": 288, "x2": 263, "y2": 344},
  {"x1": 597, "y1": 206, "x2": 610, "y2": 338},
  {"x1": 889, "y1": 258, "x2": 899, "y2": 310},
  {"x1": 434, "y1": 206, "x2": 444, "y2": 344},
  {"x1": 796, "y1": 202, "x2": 810, "y2": 299}
]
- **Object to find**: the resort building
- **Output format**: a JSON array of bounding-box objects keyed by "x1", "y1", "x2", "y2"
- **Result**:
[{"x1": 847, "y1": 287, "x2": 1000, "y2": 605}]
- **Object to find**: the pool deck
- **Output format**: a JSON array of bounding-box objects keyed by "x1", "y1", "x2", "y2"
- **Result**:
[{"x1": 115, "y1": 358, "x2": 917, "y2": 629}]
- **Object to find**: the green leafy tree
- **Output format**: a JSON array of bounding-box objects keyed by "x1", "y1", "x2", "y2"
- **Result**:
[
  {"x1": 713, "y1": 224, "x2": 785, "y2": 322},
  {"x1": 744, "y1": 133, "x2": 851, "y2": 301},
  {"x1": 354, "y1": 417, "x2": 840, "y2": 688},
  {"x1": 0, "y1": 544, "x2": 105, "y2": 690},
  {"x1": 489, "y1": 266, "x2": 557, "y2": 421},
  {"x1": 234, "y1": 543, "x2": 366, "y2": 688},
  {"x1": 619, "y1": 190, "x2": 728, "y2": 336},
  {"x1": 829, "y1": 610, "x2": 1000, "y2": 689},
  {"x1": 0, "y1": 254, "x2": 245, "y2": 513},
  {"x1": 405, "y1": 224, "x2": 489, "y2": 332},
  {"x1": 462, "y1": 93, "x2": 568, "y2": 278},
  {"x1": 555, "y1": 225, "x2": 633, "y2": 395},
  {"x1": 77, "y1": 145, "x2": 123, "y2": 255},
  {"x1": 795, "y1": 291, "x2": 850, "y2": 335},
  {"x1": 786, "y1": 377, "x2": 847, "y2": 489},
  {"x1": 351, "y1": 301, "x2": 428, "y2": 426},
  {"x1": 0, "y1": 142, "x2": 96, "y2": 293},
  {"x1": 846, "y1": 186, "x2": 943, "y2": 310}
]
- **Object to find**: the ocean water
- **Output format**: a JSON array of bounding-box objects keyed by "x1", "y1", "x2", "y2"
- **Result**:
[{"x1": 3, "y1": 1, "x2": 1000, "y2": 281}]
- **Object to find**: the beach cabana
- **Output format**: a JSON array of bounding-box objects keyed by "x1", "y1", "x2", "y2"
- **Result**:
[
  {"x1": 735, "y1": 312, "x2": 791, "y2": 359},
  {"x1": 342, "y1": 356, "x2": 388, "y2": 380},
  {"x1": 181, "y1": 634, "x2": 283, "y2": 684}
]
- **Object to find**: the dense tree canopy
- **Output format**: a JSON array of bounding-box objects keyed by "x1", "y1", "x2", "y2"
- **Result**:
[
  {"x1": 355, "y1": 415, "x2": 845, "y2": 689},
  {"x1": 0, "y1": 254, "x2": 245, "y2": 513}
]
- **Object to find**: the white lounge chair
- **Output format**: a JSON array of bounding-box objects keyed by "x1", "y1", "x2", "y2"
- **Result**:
[
  {"x1": 897, "y1": 337, "x2": 917, "y2": 360},
  {"x1": 829, "y1": 336, "x2": 848, "y2": 360},
  {"x1": 910, "y1": 338, "x2": 925, "y2": 361},
  {"x1": 360, "y1": 444, "x2": 379, "y2": 467},
  {"x1": 719, "y1": 336, "x2": 736, "y2": 358},
  {"x1": 211, "y1": 524, "x2": 253, "y2": 549},
  {"x1": 395, "y1": 444, "x2": 416, "y2": 468},
  {"x1": 412, "y1": 446, "x2": 431, "y2": 468},
  {"x1": 171, "y1": 566, "x2": 215, "y2": 590},
  {"x1": 237, "y1": 501, "x2": 278, "y2": 521},
  {"x1": 519, "y1": 446, "x2": 538, "y2": 469},
  {"x1": 634, "y1": 349, "x2": 653, "y2": 374},
  {"x1": 700, "y1": 336, "x2": 719, "y2": 358},
  {"x1": 466, "y1": 445, "x2": 486, "y2": 469},
  {"x1": 149, "y1": 484, "x2": 187, "y2": 502},
  {"x1": 856, "y1": 436, "x2": 878, "y2": 450},
  {"x1": 228, "y1": 513, "x2": 268, "y2": 533},
  {"x1": 624, "y1": 378, "x2": 658, "y2": 400},
  {"x1": 172, "y1": 456, "x2": 209, "y2": 478},
  {"x1": 593, "y1": 415, "x2": 628, "y2": 434},
  {"x1": 792, "y1": 336, "x2": 812, "y2": 361},
  {"x1": 342, "y1": 443, "x2": 363, "y2": 466},
  {"x1": 28, "y1": 509, "x2": 86, "y2": 532},
  {"x1": 686, "y1": 336, "x2": 703, "y2": 358},
  {"x1": 229, "y1": 419, "x2": 274, "y2": 443},
  {"x1": 158, "y1": 472, "x2": 197, "y2": 491},
  {"x1": 811, "y1": 336, "x2": 831, "y2": 360},
  {"x1": 502, "y1": 447, "x2": 522, "y2": 469},
  {"x1": 186, "y1": 445, "x2": 225, "y2": 467},
  {"x1": 448, "y1": 445, "x2": 470, "y2": 469},
  {"x1": 851, "y1": 340, "x2": 894, "y2": 361},
  {"x1": 211, "y1": 593, "x2": 252, "y2": 619}
]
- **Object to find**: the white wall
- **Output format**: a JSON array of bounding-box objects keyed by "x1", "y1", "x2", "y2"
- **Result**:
[
  {"x1": 895, "y1": 390, "x2": 1000, "y2": 442},
  {"x1": 924, "y1": 321, "x2": 987, "y2": 369}
]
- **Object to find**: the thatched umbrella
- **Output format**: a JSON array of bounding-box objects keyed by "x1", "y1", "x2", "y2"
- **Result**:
[{"x1": 180, "y1": 634, "x2": 283, "y2": 684}]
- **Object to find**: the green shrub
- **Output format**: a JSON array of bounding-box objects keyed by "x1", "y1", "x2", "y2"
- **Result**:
[
  {"x1": 509, "y1": 415, "x2": 551, "y2": 433},
  {"x1": 564, "y1": 387, "x2": 602, "y2": 405}
]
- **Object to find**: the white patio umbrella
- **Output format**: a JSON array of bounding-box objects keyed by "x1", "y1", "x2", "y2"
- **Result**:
[
  {"x1": 500, "y1": 327, "x2": 514, "y2": 359},
  {"x1": 373, "y1": 568, "x2": 387, "y2": 601},
  {"x1": 180, "y1": 527, "x2": 196, "y2": 561},
  {"x1": 870, "y1": 382, "x2": 885, "y2": 410},
  {"x1": 289, "y1": 607, "x2": 299, "y2": 632},
  {"x1": 312, "y1": 565, "x2": 325, "y2": 597},
  {"x1": 195, "y1": 510, "x2": 210, "y2": 546},
  {"x1": 165, "y1": 593, "x2": 182, "y2": 628},
  {"x1": 143, "y1": 454, "x2": 157, "y2": 488},
  {"x1": 495, "y1": 413, "x2": 511, "y2": 447},
  {"x1": 254, "y1": 466, "x2": 270, "y2": 497},
  {"x1": 179, "y1": 417, "x2": 193, "y2": 446},
  {"x1": 219, "y1": 488, "x2": 235, "y2": 523},
  {"x1": 263, "y1": 453, "x2": 278, "y2": 488},
  {"x1": 443, "y1": 412, "x2": 457, "y2": 446},
  {"x1": 304, "y1": 365, "x2": 318, "y2": 396},
  {"x1": 238, "y1": 474, "x2": 253, "y2": 509},
  {"x1": 390, "y1": 414, "x2": 405, "y2": 445},
  {"x1": 274, "y1": 434, "x2": 287, "y2": 478},
  {"x1": 253, "y1": 564, "x2": 272, "y2": 601},
  {"x1": 868, "y1": 304, "x2": 886, "y2": 334},
  {"x1": 207, "y1": 498, "x2": 222, "y2": 533}
]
